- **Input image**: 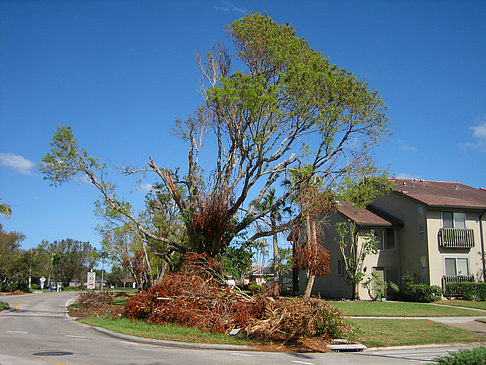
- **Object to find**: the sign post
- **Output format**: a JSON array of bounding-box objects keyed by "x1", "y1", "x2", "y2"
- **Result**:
[{"x1": 87, "y1": 271, "x2": 96, "y2": 290}]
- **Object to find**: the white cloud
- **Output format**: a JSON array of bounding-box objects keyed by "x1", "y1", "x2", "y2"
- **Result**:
[
  {"x1": 0, "y1": 153, "x2": 35, "y2": 175},
  {"x1": 398, "y1": 140, "x2": 417, "y2": 152},
  {"x1": 76, "y1": 175, "x2": 91, "y2": 184},
  {"x1": 136, "y1": 183, "x2": 154, "y2": 193},
  {"x1": 396, "y1": 172, "x2": 422, "y2": 180},
  {"x1": 214, "y1": 0, "x2": 246, "y2": 14},
  {"x1": 461, "y1": 116, "x2": 486, "y2": 152}
]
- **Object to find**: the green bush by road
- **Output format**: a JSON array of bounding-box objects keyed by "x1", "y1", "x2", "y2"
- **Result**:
[{"x1": 0, "y1": 301, "x2": 9, "y2": 311}]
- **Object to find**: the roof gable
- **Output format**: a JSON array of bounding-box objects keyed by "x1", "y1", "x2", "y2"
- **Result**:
[{"x1": 336, "y1": 201, "x2": 397, "y2": 227}]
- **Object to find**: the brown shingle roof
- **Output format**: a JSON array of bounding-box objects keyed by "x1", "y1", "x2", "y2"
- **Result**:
[
  {"x1": 336, "y1": 201, "x2": 395, "y2": 226},
  {"x1": 390, "y1": 178, "x2": 486, "y2": 209}
]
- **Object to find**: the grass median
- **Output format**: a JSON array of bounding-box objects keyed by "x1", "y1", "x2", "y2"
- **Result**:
[{"x1": 79, "y1": 316, "x2": 255, "y2": 346}]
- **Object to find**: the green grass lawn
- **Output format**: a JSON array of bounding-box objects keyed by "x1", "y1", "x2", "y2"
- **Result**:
[
  {"x1": 79, "y1": 316, "x2": 254, "y2": 346},
  {"x1": 73, "y1": 295, "x2": 486, "y2": 349},
  {"x1": 328, "y1": 301, "x2": 483, "y2": 317},
  {"x1": 435, "y1": 300, "x2": 486, "y2": 311},
  {"x1": 346, "y1": 318, "x2": 486, "y2": 347}
]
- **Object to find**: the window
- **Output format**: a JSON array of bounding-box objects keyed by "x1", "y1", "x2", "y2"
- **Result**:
[
  {"x1": 337, "y1": 259, "x2": 345, "y2": 277},
  {"x1": 445, "y1": 257, "x2": 469, "y2": 276},
  {"x1": 385, "y1": 228, "x2": 396, "y2": 250},
  {"x1": 370, "y1": 228, "x2": 396, "y2": 250},
  {"x1": 418, "y1": 205, "x2": 425, "y2": 241},
  {"x1": 442, "y1": 212, "x2": 466, "y2": 229}
]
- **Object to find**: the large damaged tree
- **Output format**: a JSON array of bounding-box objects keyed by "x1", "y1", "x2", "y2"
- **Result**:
[{"x1": 40, "y1": 13, "x2": 389, "y2": 286}]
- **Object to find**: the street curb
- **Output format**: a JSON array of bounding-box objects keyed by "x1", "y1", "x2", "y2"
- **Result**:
[
  {"x1": 363, "y1": 341, "x2": 486, "y2": 352},
  {"x1": 90, "y1": 325, "x2": 257, "y2": 351}
]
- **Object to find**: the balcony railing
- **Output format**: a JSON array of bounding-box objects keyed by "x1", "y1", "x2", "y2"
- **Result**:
[
  {"x1": 438, "y1": 228, "x2": 474, "y2": 248},
  {"x1": 441, "y1": 275, "x2": 475, "y2": 291}
]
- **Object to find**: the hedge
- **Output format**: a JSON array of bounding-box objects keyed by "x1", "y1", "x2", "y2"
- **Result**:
[
  {"x1": 433, "y1": 346, "x2": 486, "y2": 365},
  {"x1": 445, "y1": 282, "x2": 486, "y2": 301}
]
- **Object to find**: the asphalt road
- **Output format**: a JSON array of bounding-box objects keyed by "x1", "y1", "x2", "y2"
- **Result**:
[{"x1": 0, "y1": 292, "x2": 483, "y2": 365}]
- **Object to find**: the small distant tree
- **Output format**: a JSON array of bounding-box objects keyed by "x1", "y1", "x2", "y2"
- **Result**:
[
  {"x1": 0, "y1": 225, "x2": 25, "y2": 291},
  {"x1": 336, "y1": 220, "x2": 379, "y2": 300},
  {"x1": 334, "y1": 175, "x2": 392, "y2": 300},
  {"x1": 271, "y1": 247, "x2": 293, "y2": 276},
  {"x1": 221, "y1": 244, "x2": 253, "y2": 285},
  {"x1": 251, "y1": 188, "x2": 291, "y2": 277}
]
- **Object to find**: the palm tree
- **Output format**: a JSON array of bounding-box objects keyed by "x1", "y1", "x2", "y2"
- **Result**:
[
  {"x1": 250, "y1": 188, "x2": 290, "y2": 277},
  {"x1": 0, "y1": 200, "x2": 12, "y2": 219}
]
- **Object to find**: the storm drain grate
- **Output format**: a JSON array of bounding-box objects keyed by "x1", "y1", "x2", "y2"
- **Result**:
[{"x1": 33, "y1": 351, "x2": 74, "y2": 356}]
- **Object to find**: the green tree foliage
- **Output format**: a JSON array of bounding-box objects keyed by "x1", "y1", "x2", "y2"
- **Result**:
[
  {"x1": 40, "y1": 13, "x2": 389, "y2": 271},
  {"x1": 39, "y1": 239, "x2": 96, "y2": 286},
  {"x1": 106, "y1": 265, "x2": 130, "y2": 287},
  {"x1": 250, "y1": 188, "x2": 291, "y2": 276},
  {"x1": 95, "y1": 184, "x2": 186, "y2": 289},
  {"x1": 221, "y1": 245, "x2": 253, "y2": 284},
  {"x1": 0, "y1": 225, "x2": 26, "y2": 291},
  {"x1": 0, "y1": 200, "x2": 12, "y2": 219}
]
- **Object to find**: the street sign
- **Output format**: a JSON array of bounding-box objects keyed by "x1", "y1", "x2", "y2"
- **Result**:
[
  {"x1": 39, "y1": 276, "x2": 46, "y2": 290},
  {"x1": 87, "y1": 271, "x2": 96, "y2": 290}
]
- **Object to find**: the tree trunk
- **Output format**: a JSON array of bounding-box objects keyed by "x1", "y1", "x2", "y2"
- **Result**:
[
  {"x1": 271, "y1": 216, "x2": 279, "y2": 277},
  {"x1": 353, "y1": 281, "x2": 360, "y2": 300},
  {"x1": 303, "y1": 272, "x2": 315, "y2": 299},
  {"x1": 302, "y1": 212, "x2": 316, "y2": 299}
]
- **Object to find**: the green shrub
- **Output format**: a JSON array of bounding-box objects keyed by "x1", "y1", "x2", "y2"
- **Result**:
[
  {"x1": 0, "y1": 301, "x2": 9, "y2": 311},
  {"x1": 248, "y1": 282, "x2": 265, "y2": 295},
  {"x1": 445, "y1": 282, "x2": 486, "y2": 301},
  {"x1": 433, "y1": 346, "x2": 486, "y2": 365},
  {"x1": 479, "y1": 284, "x2": 486, "y2": 301},
  {"x1": 387, "y1": 281, "x2": 401, "y2": 300},
  {"x1": 63, "y1": 286, "x2": 83, "y2": 291},
  {"x1": 316, "y1": 307, "x2": 347, "y2": 339},
  {"x1": 401, "y1": 275, "x2": 442, "y2": 303}
]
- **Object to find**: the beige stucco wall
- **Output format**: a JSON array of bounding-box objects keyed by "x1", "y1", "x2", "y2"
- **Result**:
[
  {"x1": 372, "y1": 192, "x2": 429, "y2": 284},
  {"x1": 358, "y1": 229, "x2": 400, "y2": 300},
  {"x1": 427, "y1": 209, "x2": 485, "y2": 286},
  {"x1": 294, "y1": 211, "x2": 352, "y2": 299},
  {"x1": 295, "y1": 210, "x2": 401, "y2": 300}
]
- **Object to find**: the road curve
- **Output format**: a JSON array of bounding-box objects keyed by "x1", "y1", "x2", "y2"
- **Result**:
[{"x1": 0, "y1": 292, "x2": 481, "y2": 365}]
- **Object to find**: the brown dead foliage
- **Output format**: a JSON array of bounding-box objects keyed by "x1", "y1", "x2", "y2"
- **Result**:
[
  {"x1": 245, "y1": 297, "x2": 348, "y2": 342},
  {"x1": 69, "y1": 291, "x2": 123, "y2": 318},
  {"x1": 122, "y1": 252, "x2": 349, "y2": 345},
  {"x1": 123, "y1": 253, "x2": 261, "y2": 333}
]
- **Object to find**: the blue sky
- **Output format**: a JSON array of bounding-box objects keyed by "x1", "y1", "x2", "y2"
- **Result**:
[{"x1": 1, "y1": 0, "x2": 485, "y2": 252}]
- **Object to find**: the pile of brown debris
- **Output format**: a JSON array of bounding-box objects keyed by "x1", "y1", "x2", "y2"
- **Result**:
[{"x1": 68, "y1": 291, "x2": 126, "y2": 318}]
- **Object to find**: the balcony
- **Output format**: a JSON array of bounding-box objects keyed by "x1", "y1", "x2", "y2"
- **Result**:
[
  {"x1": 441, "y1": 275, "x2": 475, "y2": 291},
  {"x1": 438, "y1": 228, "x2": 474, "y2": 248}
]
